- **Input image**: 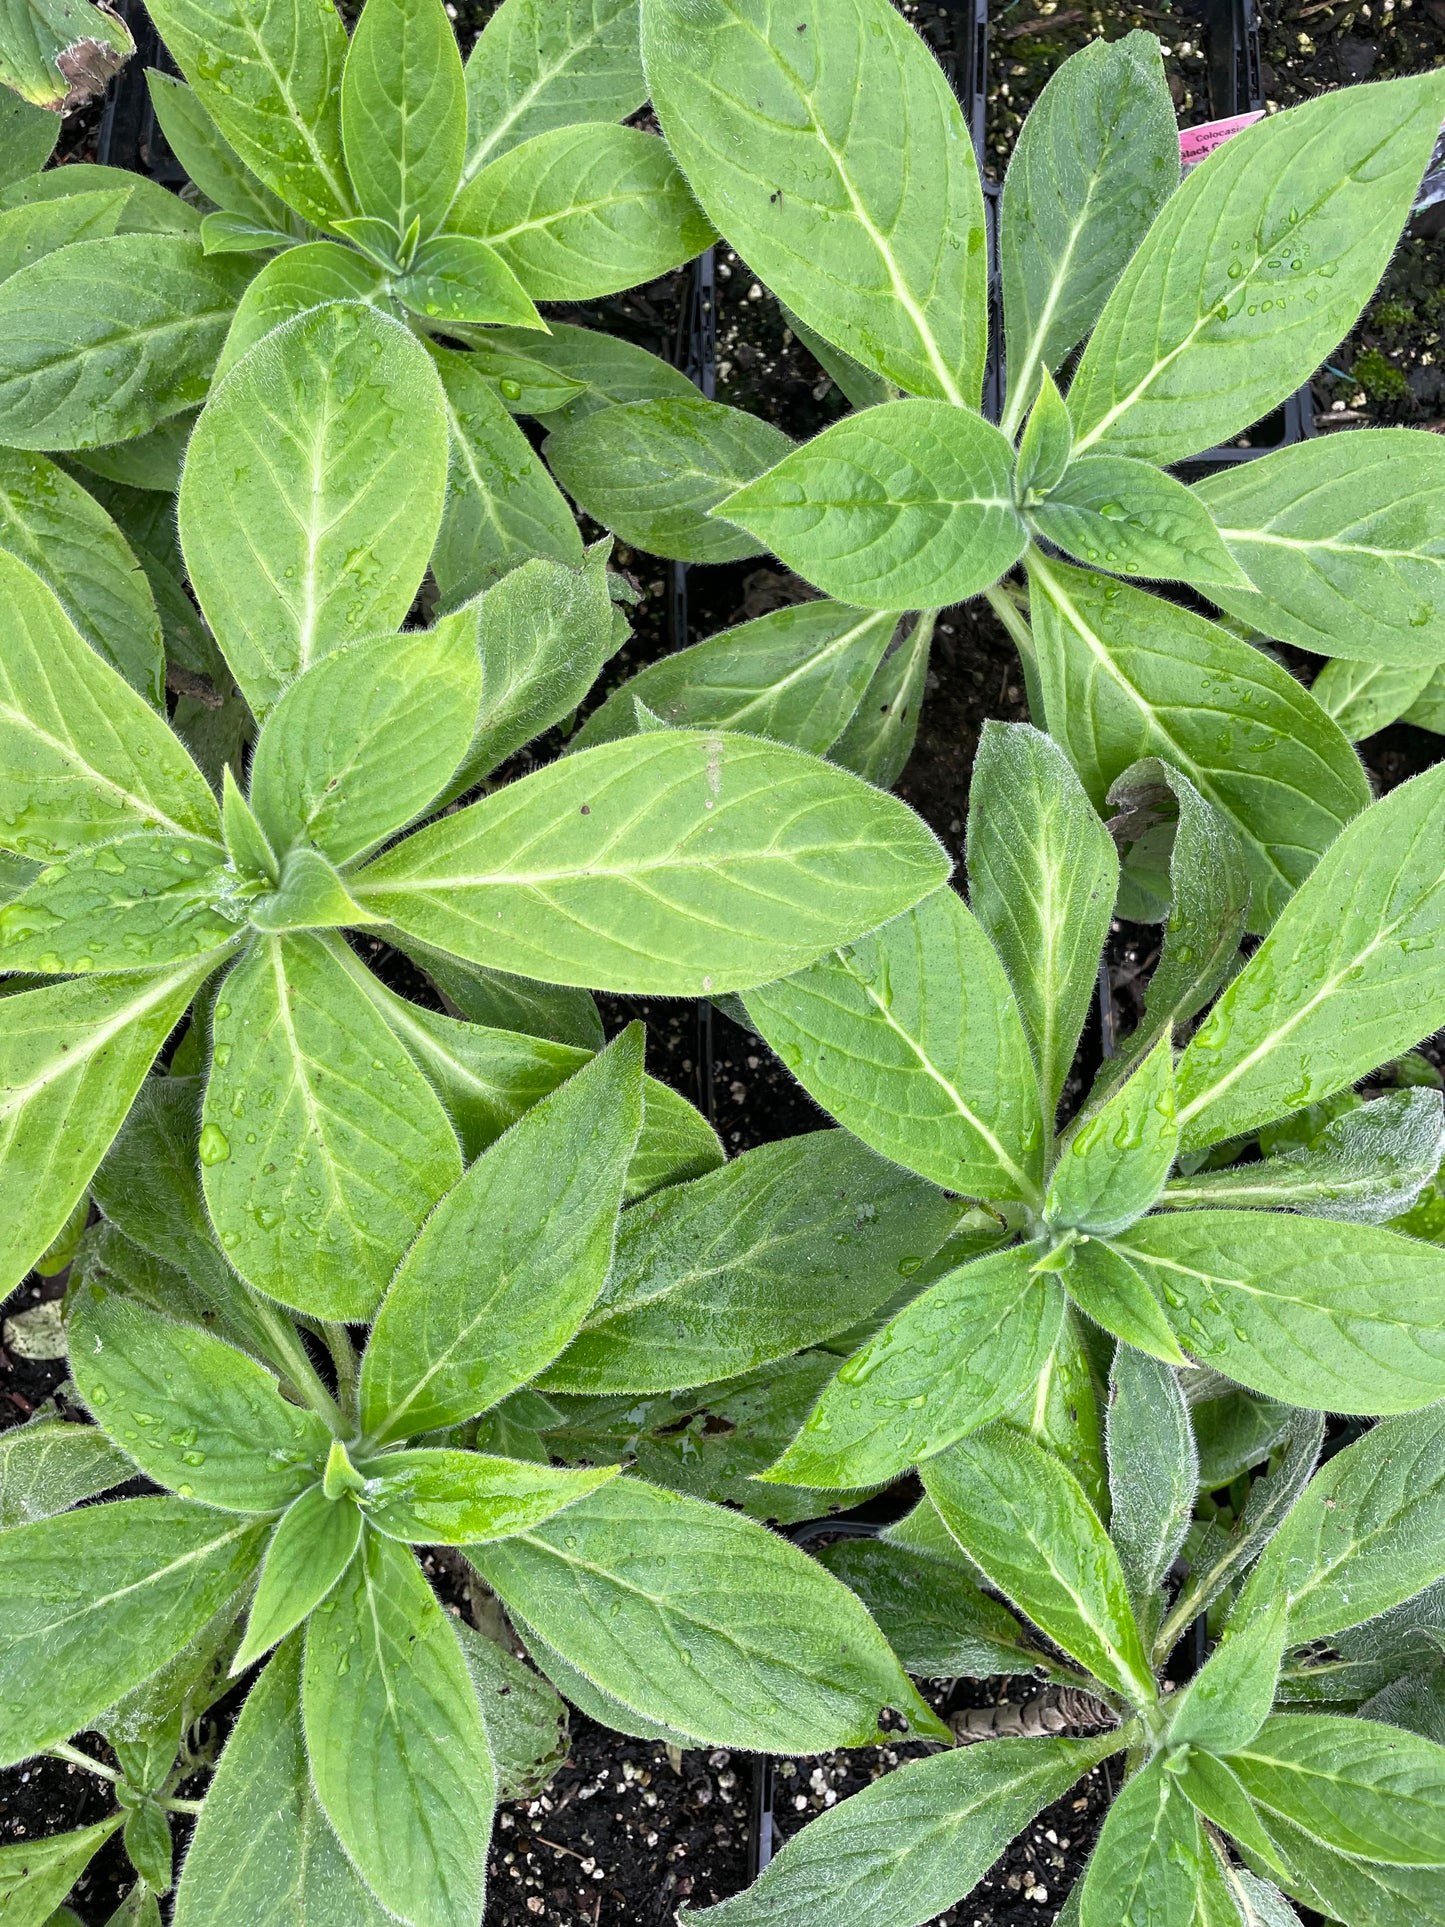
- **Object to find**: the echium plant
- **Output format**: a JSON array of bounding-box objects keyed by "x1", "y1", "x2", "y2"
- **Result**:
[
  {"x1": 544, "y1": 0, "x2": 1445, "y2": 927},
  {"x1": 667, "y1": 720, "x2": 1445, "y2": 1926},
  {"x1": 689, "y1": 1372, "x2": 1445, "y2": 1927}
]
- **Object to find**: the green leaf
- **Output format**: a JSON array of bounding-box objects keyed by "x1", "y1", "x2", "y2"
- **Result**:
[
  {"x1": 0, "y1": 1498, "x2": 265, "y2": 1767},
  {"x1": 641, "y1": 0, "x2": 987, "y2": 405},
  {"x1": 0, "y1": 1819, "x2": 120, "y2": 1927},
  {"x1": 463, "y1": 0, "x2": 645, "y2": 179},
  {"x1": 214, "y1": 242, "x2": 390, "y2": 381},
  {"x1": 1063, "y1": 1238, "x2": 1187, "y2": 1366},
  {"x1": 200, "y1": 209, "x2": 301, "y2": 254},
  {"x1": 0, "y1": 1416, "x2": 133, "y2": 1530},
  {"x1": 430, "y1": 344, "x2": 583, "y2": 608},
  {"x1": 925, "y1": 1425, "x2": 1155, "y2": 1704},
  {"x1": 1008, "y1": 1299, "x2": 1110, "y2": 1516},
  {"x1": 1406, "y1": 665, "x2": 1445, "y2": 736},
  {"x1": 248, "y1": 625, "x2": 479, "y2": 868},
  {"x1": 202, "y1": 934, "x2": 463, "y2": 1321},
  {"x1": 1106, "y1": 1347, "x2": 1197, "y2": 1622},
  {"x1": 746, "y1": 884, "x2": 1043, "y2": 1202},
  {"x1": 1049, "y1": 1039, "x2": 1178, "y2": 1236},
  {"x1": 0, "y1": 235, "x2": 250, "y2": 451},
  {"x1": 1031, "y1": 455, "x2": 1249, "y2": 590},
  {"x1": 0, "y1": 88, "x2": 58, "y2": 187},
  {"x1": 360, "y1": 1027, "x2": 641, "y2": 1441},
  {"x1": 540, "y1": 1129, "x2": 963, "y2": 1394},
  {"x1": 454, "y1": 1618, "x2": 569, "y2": 1800},
  {"x1": 176, "y1": 1637, "x2": 391, "y2": 1926},
  {"x1": 1192, "y1": 1389, "x2": 1295, "y2": 1493},
  {"x1": 1174, "y1": 763, "x2": 1445, "y2": 1150},
  {"x1": 436, "y1": 547, "x2": 615, "y2": 788},
  {"x1": 967, "y1": 721, "x2": 1119, "y2": 1133},
  {"x1": 1000, "y1": 30, "x2": 1177, "y2": 433},
  {"x1": 0, "y1": 449, "x2": 163, "y2": 707},
  {"x1": 1102, "y1": 758, "x2": 1251, "y2": 1061},
  {"x1": 221, "y1": 767, "x2": 277, "y2": 887},
  {"x1": 496, "y1": 315, "x2": 695, "y2": 427},
  {"x1": 545, "y1": 396, "x2": 792, "y2": 564},
  {"x1": 1310, "y1": 657, "x2": 1436, "y2": 742},
  {"x1": 1195, "y1": 430, "x2": 1445, "y2": 665},
  {"x1": 68, "y1": 1283, "x2": 330, "y2": 1510},
  {"x1": 452, "y1": 125, "x2": 711, "y2": 304},
  {"x1": 357, "y1": 1447, "x2": 615, "y2": 1543},
  {"x1": 249, "y1": 855, "x2": 379, "y2": 943},
  {"x1": 0, "y1": 164, "x2": 198, "y2": 234},
  {"x1": 230, "y1": 1487, "x2": 361, "y2": 1674},
  {"x1": 0, "y1": 833, "x2": 247, "y2": 976},
  {"x1": 1014, "y1": 368, "x2": 1074, "y2": 500},
  {"x1": 390, "y1": 932, "x2": 604, "y2": 1047},
  {"x1": 1109, "y1": 1211, "x2": 1445, "y2": 1413},
  {"x1": 0, "y1": 0, "x2": 131, "y2": 108},
  {"x1": 471, "y1": 1475, "x2": 948, "y2": 1751},
  {"x1": 764, "y1": 1245, "x2": 1063, "y2": 1490},
  {"x1": 0, "y1": 186, "x2": 130, "y2": 284},
  {"x1": 1237, "y1": 1404, "x2": 1445, "y2": 1645},
  {"x1": 145, "y1": 0, "x2": 352, "y2": 228},
  {"x1": 303, "y1": 1530, "x2": 494, "y2": 1927},
  {"x1": 1250, "y1": 1811, "x2": 1445, "y2": 1927},
  {"x1": 355, "y1": 729, "x2": 950, "y2": 995},
  {"x1": 342, "y1": 0, "x2": 465, "y2": 241},
  {"x1": 680, "y1": 1735, "x2": 1118, "y2": 1927},
  {"x1": 817, "y1": 1532, "x2": 1049, "y2": 1678},
  {"x1": 828, "y1": 608, "x2": 931, "y2": 787},
  {"x1": 782, "y1": 303, "x2": 896, "y2": 413},
  {"x1": 574, "y1": 601, "x2": 898, "y2": 756},
  {"x1": 1175, "y1": 1751, "x2": 1288, "y2": 1881},
  {"x1": 1230, "y1": 1714, "x2": 1445, "y2": 1865},
  {"x1": 0, "y1": 958, "x2": 221, "y2": 1296},
  {"x1": 1028, "y1": 553, "x2": 1369, "y2": 930},
  {"x1": 180, "y1": 302, "x2": 449, "y2": 718},
  {"x1": 68, "y1": 415, "x2": 193, "y2": 495},
  {"x1": 1068, "y1": 74, "x2": 1445, "y2": 464},
  {"x1": 146, "y1": 70, "x2": 297, "y2": 238},
  {"x1": 1161, "y1": 1088, "x2": 1444, "y2": 1223},
  {"x1": 1079, "y1": 1759, "x2": 1203, "y2": 1927},
  {"x1": 122, "y1": 1804, "x2": 172, "y2": 1895},
  {"x1": 1169, "y1": 1597, "x2": 1288, "y2": 1754},
  {"x1": 393, "y1": 230, "x2": 544, "y2": 328},
  {"x1": 0, "y1": 549, "x2": 221, "y2": 860},
  {"x1": 721, "y1": 401, "x2": 1026, "y2": 611}
]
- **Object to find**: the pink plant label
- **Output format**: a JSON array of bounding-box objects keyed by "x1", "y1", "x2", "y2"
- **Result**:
[{"x1": 1179, "y1": 111, "x2": 1265, "y2": 171}]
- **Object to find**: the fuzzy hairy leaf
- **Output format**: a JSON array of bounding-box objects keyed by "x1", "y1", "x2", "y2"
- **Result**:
[
  {"x1": 464, "y1": 0, "x2": 645, "y2": 179},
  {"x1": 0, "y1": 1417, "x2": 133, "y2": 1531},
  {"x1": 232, "y1": 1488, "x2": 361, "y2": 1673},
  {"x1": 342, "y1": 0, "x2": 466, "y2": 242},
  {"x1": 1107, "y1": 1347, "x2": 1197, "y2": 1619},
  {"x1": 1230, "y1": 1714, "x2": 1445, "y2": 1865}
]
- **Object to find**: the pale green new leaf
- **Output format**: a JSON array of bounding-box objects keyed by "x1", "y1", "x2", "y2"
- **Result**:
[
  {"x1": 925, "y1": 1425, "x2": 1155, "y2": 1704},
  {"x1": 0, "y1": 957, "x2": 221, "y2": 1296},
  {"x1": 430, "y1": 344, "x2": 583, "y2": 608},
  {"x1": 1031, "y1": 455, "x2": 1248, "y2": 589},
  {"x1": 355, "y1": 729, "x2": 950, "y2": 995},
  {"x1": 303, "y1": 1532, "x2": 494, "y2": 1927},
  {"x1": 1029, "y1": 553, "x2": 1369, "y2": 929},
  {"x1": 681, "y1": 1736, "x2": 1119, "y2": 1927},
  {"x1": 463, "y1": 0, "x2": 644, "y2": 179},
  {"x1": 1196, "y1": 430, "x2": 1445, "y2": 665},
  {"x1": 145, "y1": 70, "x2": 297, "y2": 238},
  {"x1": 573, "y1": 601, "x2": 898, "y2": 755},
  {"x1": 0, "y1": 1818, "x2": 120, "y2": 1927},
  {"x1": 1160, "y1": 1088, "x2": 1444, "y2": 1223},
  {"x1": 202, "y1": 934, "x2": 463, "y2": 1321},
  {"x1": 1168, "y1": 1596, "x2": 1288, "y2": 1754},
  {"x1": 451, "y1": 121, "x2": 713, "y2": 299},
  {"x1": 360, "y1": 1028, "x2": 642, "y2": 1441},
  {"x1": 1000, "y1": 30, "x2": 1177, "y2": 432},
  {"x1": 0, "y1": 449, "x2": 163, "y2": 705},
  {"x1": 0, "y1": 235, "x2": 249, "y2": 450},
  {"x1": 471, "y1": 1476, "x2": 948, "y2": 1751},
  {"x1": 1106, "y1": 1347, "x2": 1197, "y2": 1619},
  {"x1": 1048, "y1": 1037, "x2": 1177, "y2": 1236},
  {"x1": 232, "y1": 1488, "x2": 361, "y2": 1672},
  {"x1": 342, "y1": 0, "x2": 466, "y2": 241},
  {"x1": 0, "y1": 1498, "x2": 265, "y2": 1767},
  {"x1": 1078, "y1": 1760, "x2": 1203, "y2": 1927},
  {"x1": 721, "y1": 401, "x2": 1026, "y2": 611},
  {"x1": 967, "y1": 721, "x2": 1118, "y2": 1131},
  {"x1": 1237, "y1": 1404, "x2": 1445, "y2": 1644},
  {"x1": 145, "y1": 0, "x2": 353, "y2": 228},
  {"x1": 394, "y1": 230, "x2": 544, "y2": 328},
  {"x1": 746, "y1": 885, "x2": 1044, "y2": 1201},
  {"x1": 1110, "y1": 1211, "x2": 1445, "y2": 1413},
  {"x1": 641, "y1": 0, "x2": 987, "y2": 405},
  {"x1": 545, "y1": 396, "x2": 792, "y2": 564},
  {"x1": 174, "y1": 1637, "x2": 390, "y2": 1926},
  {"x1": 1013, "y1": 368, "x2": 1073, "y2": 502},
  {"x1": 1229, "y1": 1714, "x2": 1445, "y2": 1865},
  {"x1": 1310, "y1": 657, "x2": 1435, "y2": 741},
  {"x1": 1068, "y1": 74, "x2": 1445, "y2": 463},
  {"x1": 0, "y1": 1417, "x2": 133, "y2": 1530},
  {"x1": 763, "y1": 1245, "x2": 1064, "y2": 1490},
  {"x1": 180, "y1": 302, "x2": 449, "y2": 717},
  {"x1": 214, "y1": 243, "x2": 390, "y2": 381},
  {"x1": 1174, "y1": 762, "x2": 1445, "y2": 1149},
  {"x1": 1062, "y1": 1238, "x2": 1186, "y2": 1366},
  {"x1": 248, "y1": 624, "x2": 480, "y2": 866},
  {"x1": 541, "y1": 1130, "x2": 963, "y2": 1394},
  {"x1": 357, "y1": 1448, "x2": 616, "y2": 1544}
]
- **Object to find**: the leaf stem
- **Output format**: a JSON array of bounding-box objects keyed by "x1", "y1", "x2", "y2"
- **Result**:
[
  {"x1": 47, "y1": 1741, "x2": 118, "y2": 1782},
  {"x1": 982, "y1": 580, "x2": 1046, "y2": 725},
  {"x1": 159, "y1": 1796, "x2": 207, "y2": 1815},
  {"x1": 326, "y1": 1322, "x2": 360, "y2": 1427},
  {"x1": 247, "y1": 1298, "x2": 344, "y2": 1433}
]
